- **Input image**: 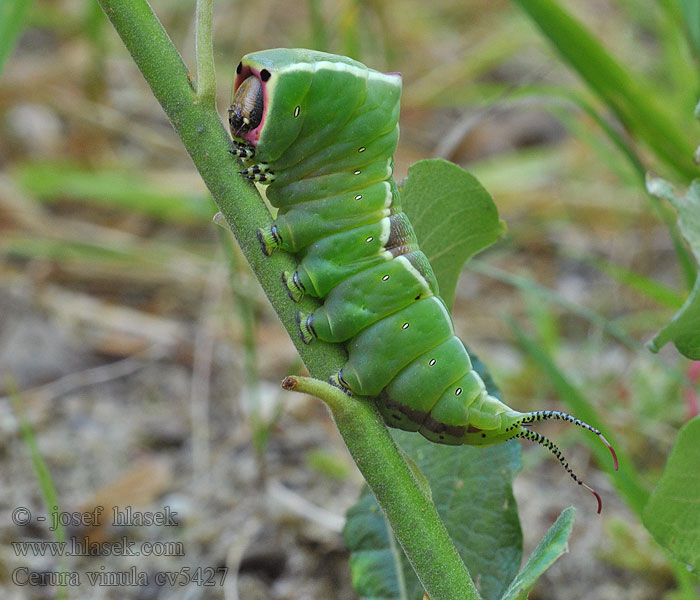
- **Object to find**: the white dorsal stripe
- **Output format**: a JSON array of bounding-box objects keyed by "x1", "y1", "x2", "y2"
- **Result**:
[{"x1": 394, "y1": 255, "x2": 432, "y2": 295}]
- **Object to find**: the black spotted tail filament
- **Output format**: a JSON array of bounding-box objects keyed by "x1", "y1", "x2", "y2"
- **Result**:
[{"x1": 518, "y1": 410, "x2": 618, "y2": 514}]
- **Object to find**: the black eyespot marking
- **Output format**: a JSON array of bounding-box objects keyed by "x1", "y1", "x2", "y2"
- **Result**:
[
  {"x1": 260, "y1": 69, "x2": 271, "y2": 82},
  {"x1": 358, "y1": 146, "x2": 366, "y2": 153},
  {"x1": 481, "y1": 433, "x2": 486, "y2": 438},
  {"x1": 236, "y1": 62, "x2": 242, "y2": 74},
  {"x1": 294, "y1": 105, "x2": 301, "y2": 117},
  {"x1": 429, "y1": 359, "x2": 436, "y2": 366},
  {"x1": 455, "y1": 388, "x2": 463, "y2": 396},
  {"x1": 355, "y1": 194, "x2": 362, "y2": 200},
  {"x1": 414, "y1": 295, "x2": 421, "y2": 300},
  {"x1": 382, "y1": 274, "x2": 389, "y2": 281},
  {"x1": 402, "y1": 323, "x2": 409, "y2": 329}
]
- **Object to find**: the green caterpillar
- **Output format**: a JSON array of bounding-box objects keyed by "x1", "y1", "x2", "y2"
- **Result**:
[{"x1": 229, "y1": 48, "x2": 617, "y2": 511}]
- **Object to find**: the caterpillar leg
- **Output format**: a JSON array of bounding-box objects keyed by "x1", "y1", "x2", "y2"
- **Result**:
[
  {"x1": 239, "y1": 163, "x2": 275, "y2": 182},
  {"x1": 229, "y1": 140, "x2": 255, "y2": 159},
  {"x1": 329, "y1": 371, "x2": 352, "y2": 396},
  {"x1": 257, "y1": 224, "x2": 282, "y2": 256},
  {"x1": 282, "y1": 270, "x2": 305, "y2": 302},
  {"x1": 295, "y1": 311, "x2": 316, "y2": 344}
]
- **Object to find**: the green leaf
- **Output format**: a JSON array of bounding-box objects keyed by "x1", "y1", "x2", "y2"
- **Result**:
[
  {"x1": 344, "y1": 353, "x2": 523, "y2": 600},
  {"x1": 500, "y1": 507, "x2": 575, "y2": 600},
  {"x1": 344, "y1": 488, "x2": 405, "y2": 600},
  {"x1": 345, "y1": 442, "x2": 522, "y2": 600},
  {"x1": 401, "y1": 159, "x2": 506, "y2": 311},
  {"x1": 643, "y1": 416, "x2": 700, "y2": 575},
  {"x1": 646, "y1": 174, "x2": 700, "y2": 359},
  {"x1": 396, "y1": 436, "x2": 521, "y2": 600}
]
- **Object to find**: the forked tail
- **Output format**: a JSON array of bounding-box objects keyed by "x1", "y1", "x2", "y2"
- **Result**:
[{"x1": 516, "y1": 410, "x2": 618, "y2": 514}]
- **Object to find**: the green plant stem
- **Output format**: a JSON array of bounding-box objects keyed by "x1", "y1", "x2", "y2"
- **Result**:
[
  {"x1": 95, "y1": 2, "x2": 477, "y2": 598},
  {"x1": 283, "y1": 376, "x2": 480, "y2": 600},
  {"x1": 96, "y1": 0, "x2": 345, "y2": 378},
  {"x1": 195, "y1": 0, "x2": 216, "y2": 107}
]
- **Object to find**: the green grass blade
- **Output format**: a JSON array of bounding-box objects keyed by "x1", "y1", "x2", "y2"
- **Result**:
[
  {"x1": 0, "y1": 0, "x2": 32, "y2": 76},
  {"x1": 573, "y1": 252, "x2": 685, "y2": 310},
  {"x1": 468, "y1": 261, "x2": 686, "y2": 385},
  {"x1": 13, "y1": 161, "x2": 215, "y2": 223},
  {"x1": 487, "y1": 85, "x2": 696, "y2": 284},
  {"x1": 7, "y1": 378, "x2": 68, "y2": 600},
  {"x1": 500, "y1": 508, "x2": 574, "y2": 600},
  {"x1": 7, "y1": 381, "x2": 65, "y2": 543},
  {"x1": 654, "y1": 0, "x2": 700, "y2": 107},
  {"x1": 469, "y1": 260, "x2": 644, "y2": 353},
  {"x1": 507, "y1": 85, "x2": 646, "y2": 183},
  {"x1": 514, "y1": 0, "x2": 699, "y2": 179},
  {"x1": 680, "y1": 0, "x2": 700, "y2": 57}
]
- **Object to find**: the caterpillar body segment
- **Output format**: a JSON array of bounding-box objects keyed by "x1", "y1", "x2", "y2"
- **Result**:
[
  {"x1": 229, "y1": 48, "x2": 617, "y2": 510},
  {"x1": 296, "y1": 256, "x2": 436, "y2": 344},
  {"x1": 258, "y1": 180, "x2": 395, "y2": 255}
]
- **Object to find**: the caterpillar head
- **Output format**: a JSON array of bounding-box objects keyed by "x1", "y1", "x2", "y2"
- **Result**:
[
  {"x1": 228, "y1": 49, "x2": 321, "y2": 161},
  {"x1": 229, "y1": 72, "x2": 264, "y2": 139},
  {"x1": 229, "y1": 48, "x2": 401, "y2": 163}
]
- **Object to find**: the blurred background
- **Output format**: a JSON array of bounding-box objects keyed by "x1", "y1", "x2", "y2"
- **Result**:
[{"x1": 1, "y1": 0, "x2": 699, "y2": 598}]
